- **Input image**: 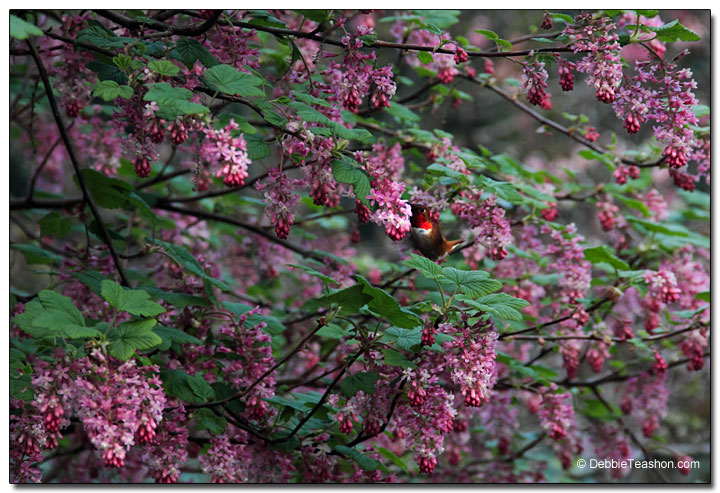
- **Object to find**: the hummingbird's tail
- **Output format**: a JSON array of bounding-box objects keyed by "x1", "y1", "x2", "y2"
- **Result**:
[{"x1": 446, "y1": 239, "x2": 465, "y2": 256}]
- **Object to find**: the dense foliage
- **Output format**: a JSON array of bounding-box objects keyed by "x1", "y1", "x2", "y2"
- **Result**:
[{"x1": 9, "y1": 9, "x2": 709, "y2": 483}]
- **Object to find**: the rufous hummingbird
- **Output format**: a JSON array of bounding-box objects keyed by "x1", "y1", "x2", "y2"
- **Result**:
[{"x1": 410, "y1": 204, "x2": 464, "y2": 261}]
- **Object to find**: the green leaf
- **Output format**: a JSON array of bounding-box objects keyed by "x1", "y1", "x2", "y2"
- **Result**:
[
  {"x1": 140, "y1": 287, "x2": 210, "y2": 309},
  {"x1": 38, "y1": 290, "x2": 85, "y2": 324},
  {"x1": 244, "y1": 134, "x2": 271, "y2": 160},
  {"x1": 584, "y1": 245, "x2": 630, "y2": 271},
  {"x1": 221, "y1": 301, "x2": 254, "y2": 316},
  {"x1": 613, "y1": 194, "x2": 650, "y2": 217},
  {"x1": 335, "y1": 445, "x2": 387, "y2": 473},
  {"x1": 695, "y1": 291, "x2": 710, "y2": 303},
  {"x1": 160, "y1": 369, "x2": 207, "y2": 403},
  {"x1": 192, "y1": 408, "x2": 227, "y2": 434},
  {"x1": 153, "y1": 326, "x2": 202, "y2": 350},
  {"x1": 32, "y1": 310, "x2": 99, "y2": 339},
  {"x1": 289, "y1": 101, "x2": 373, "y2": 143},
  {"x1": 76, "y1": 25, "x2": 135, "y2": 49},
  {"x1": 356, "y1": 276, "x2": 423, "y2": 329},
  {"x1": 92, "y1": 80, "x2": 133, "y2": 101},
  {"x1": 11, "y1": 243, "x2": 63, "y2": 265},
  {"x1": 148, "y1": 59, "x2": 181, "y2": 77},
  {"x1": 108, "y1": 319, "x2": 162, "y2": 361},
  {"x1": 80, "y1": 169, "x2": 132, "y2": 209},
  {"x1": 174, "y1": 38, "x2": 219, "y2": 68},
  {"x1": 144, "y1": 82, "x2": 210, "y2": 119},
  {"x1": 440, "y1": 267, "x2": 501, "y2": 298},
  {"x1": 417, "y1": 50, "x2": 434, "y2": 65},
  {"x1": 100, "y1": 280, "x2": 166, "y2": 317},
  {"x1": 10, "y1": 14, "x2": 43, "y2": 39},
  {"x1": 403, "y1": 254, "x2": 443, "y2": 280},
  {"x1": 318, "y1": 284, "x2": 372, "y2": 316},
  {"x1": 86, "y1": 60, "x2": 128, "y2": 84},
  {"x1": 648, "y1": 20, "x2": 701, "y2": 43},
  {"x1": 13, "y1": 300, "x2": 48, "y2": 337},
  {"x1": 382, "y1": 348, "x2": 416, "y2": 369},
  {"x1": 187, "y1": 373, "x2": 215, "y2": 401},
  {"x1": 385, "y1": 102, "x2": 421, "y2": 123},
  {"x1": 385, "y1": 327, "x2": 422, "y2": 351},
  {"x1": 39, "y1": 212, "x2": 73, "y2": 239},
  {"x1": 204, "y1": 64, "x2": 264, "y2": 98},
  {"x1": 376, "y1": 446, "x2": 409, "y2": 474},
  {"x1": 287, "y1": 264, "x2": 339, "y2": 286},
  {"x1": 463, "y1": 293, "x2": 529, "y2": 321},
  {"x1": 331, "y1": 158, "x2": 371, "y2": 205},
  {"x1": 154, "y1": 239, "x2": 231, "y2": 292},
  {"x1": 339, "y1": 372, "x2": 379, "y2": 398},
  {"x1": 475, "y1": 29, "x2": 499, "y2": 40}
]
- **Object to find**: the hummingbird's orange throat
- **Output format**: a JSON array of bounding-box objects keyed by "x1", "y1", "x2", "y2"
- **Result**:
[{"x1": 411, "y1": 211, "x2": 433, "y2": 230}]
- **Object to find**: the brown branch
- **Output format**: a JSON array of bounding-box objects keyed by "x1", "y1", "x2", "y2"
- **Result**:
[
  {"x1": 26, "y1": 39, "x2": 130, "y2": 287},
  {"x1": 185, "y1": 316, "x2": 330, "y2": 410},
  {"x1": 468, "y1": 77, "x2": 665, "y2": 169},
  {"x1": 155, "y1": 202, "x2": 328, "y2": 263}
]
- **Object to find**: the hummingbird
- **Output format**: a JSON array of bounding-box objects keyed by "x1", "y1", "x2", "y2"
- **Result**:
[{"x1": 409, "y1": 204, "x2": 464, "y2": 261}]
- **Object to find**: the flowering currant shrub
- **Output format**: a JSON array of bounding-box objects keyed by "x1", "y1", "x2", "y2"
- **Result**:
[{"x1": 9, "y1": 9, "x2": 709, "y2": 484}]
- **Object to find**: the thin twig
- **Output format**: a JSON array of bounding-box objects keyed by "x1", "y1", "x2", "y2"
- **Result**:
[{"x1": 27, "y1": 39, "x2": 130, "y2": 287}]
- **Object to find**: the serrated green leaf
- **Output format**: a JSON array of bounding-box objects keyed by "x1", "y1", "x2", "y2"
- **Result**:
[
  {"x1": 144, "y1": 82, "x2": 209, "y2": 119},
  {"x1": 339, "y1": 372, "x2": 379, "y2": 398},
  {"x1": 417, "y1": 50, "x2": 434, "y2": 65},
  {"x1": 356, "y1": 276, "x2": 423, "y2": 329},
  {"x1": 204, "y1": 64, "x2": 264, "y2": 98},
  {"x1": 287, "y1": 263, "x2": 339, "y2": 286},
  {"x1": 318, "y1": 284, "x2": 373, "y2": 316},
  {"x1": 648, "y1": 20, "x2": 701, "y2": 43},
  {"x1": 331, "y1": 159, "x2": 371, "y2": 205},
  {"x1": 381, "y1": 348, "x2": 416, "y2": 368},
  {"x1": 101, "y1": 280, "x2": 166, "y2": 316},
  {"x1": 174, "y1": 38, "x2": 219, "y2": 69},
  {"x1": 108, "y1": 319, "x2": 161, "y2": 361},
  {"x1": 441, "y1": 267, "x2": 501, "y2": 298},
  {"x1": 10, "y1": 14, "x2": 43, "y2": 40},
  {"x1": 148, "y1": 59, "x2": 180, "y2": 77},
  {"x1": 92, "y1": 80, "x2": 133, "y2": 101},
  {"x1": 335, "y1": 445, "x2": 388, "y2": 473},
  {"x1": 192, "y1": 408, "x2": 227, "y2": 433},
  {"x1": 39, "y1": 212, "x2": 73, "y2": 239},
  {"x1": 403, "y1": 254, "x2": 443, "y2": 279},
  {"x1": 187, "y1": 373, "x2": 215, "y2": 401},
  {"x1": 584, "y1": 245, "x2": 630, "y2": 271}
]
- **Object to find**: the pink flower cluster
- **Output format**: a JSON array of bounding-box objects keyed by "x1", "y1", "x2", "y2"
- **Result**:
[
  {"x1": 451, "y1": 192, "x2": 512, "y2": 261},
  {"x1": 522, "y1": 60, "x2": 552, "y2": 109},
  {"x1": 256, "y1": 167, "x2": 302, "y2": 239},
  {"x1": 391, "y1": 22, "x2": 461, "y2": 84},
  {"x1": 613, "y1": 57, "x2": 700, "y2": 171},
  {"x1": 565, "y1": 13, "x2": 623, "y2": 103},
  {"x1": 621, "y1": 371, "x2": 669, "y2": 437},
  {"x1": 363, "y1": 143, "x2": 412, "y2": 241},
  {"x1": 201, "y1": 119, "x2": 252, "y2": 187},
  {"x1": 322, "y1": 27, "x2": 396, "y2": 111},
  {"x1": 444, "y1": 328, "x2": 498, "y2": 407},
  {"x1": 31, "y1": 350, "x2": 167, "y2": 470}
]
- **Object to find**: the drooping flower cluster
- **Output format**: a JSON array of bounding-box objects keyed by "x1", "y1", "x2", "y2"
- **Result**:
[
  {"x1": 614, "y1": 58, "x2": 700, "y2": 168},
  {"x1": 391, "y1": 22, "x2": 460, "y2": 84},
  {"x1": 256, "y1": 167, "x2": 302, "y2": 239},
  {"x1": 643, "y1": 269, "x2": 681, "y2": 305},
  {"x1": 566, "y1": 13, "x2": 623, "y2": 103},
  {"x1": 201, "y1": 119, "x2": 252, "y2": 187},
  {"x1": 621, "y1": 371, "x2": 669, "y2": 438},
  {"x1": 522, "y1": 60, "x2": 552, "y2": 109},
  {"x1": 322, "y1": 27, "x2": 396, "y2": 111},
  {"x1": 444, "y1": 325, "x2": 498, "y2": 407},
  {"x1": 216, "y1": 307, "x2": 277, "y2": 422},
  {"x1": 451, "y1": 191, "x2": 512, "y2": 261},
  {"x1": 535, "y1": 385, "x2": 576, "y2": 441},
  {"x1": 363, "y1": 143, "x2": 412, "y2": 241},
  {"x1": 31, "y1": 350, "x2": 167, "y2": 470}
]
